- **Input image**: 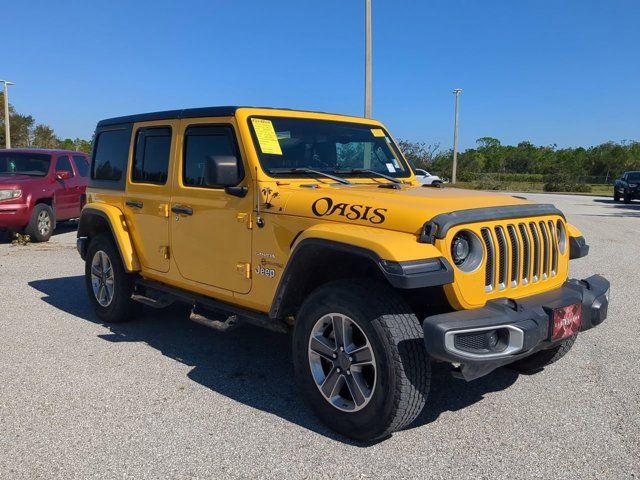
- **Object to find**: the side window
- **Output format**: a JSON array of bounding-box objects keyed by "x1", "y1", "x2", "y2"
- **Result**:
[
  {"x1": 183, "y1": 126, "x2": 242, "y2": 188},
  {"x1": 92, "y1": 128, "x2": 131, "y2": 182},
  {"x1": 56, "y1": 155, "x2": 74, "y2": 177},
  {"x1": 132, "y1": 127, "x2": 172, "y2": 185},
  {"x1": 73, "y1": 155, "x2": 90, "y2": 177}
]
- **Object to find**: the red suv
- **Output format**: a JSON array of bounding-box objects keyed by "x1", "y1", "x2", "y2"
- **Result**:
[{"x1": 0, "y1": 149, "x2": 90, "y2": 242}]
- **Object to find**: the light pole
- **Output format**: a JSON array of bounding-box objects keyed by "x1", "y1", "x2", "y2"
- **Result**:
[
  {"x1": 451, "y1": 88, "x2": 462, "y2": 184},
  {"x1": 1, "y1": 80, "x2": 15, "y2": 149},
  {"x1": 364, "y1": 0, "x2": 372, "y2": 118}
]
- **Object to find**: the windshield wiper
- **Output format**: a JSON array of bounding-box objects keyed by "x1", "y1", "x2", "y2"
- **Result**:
[
  {"x1": 334, "y1": 168, "x2": 403, "y2": 185},
  {"x1": 268, "y1": 168, "x2": 352, "y2": 185}
]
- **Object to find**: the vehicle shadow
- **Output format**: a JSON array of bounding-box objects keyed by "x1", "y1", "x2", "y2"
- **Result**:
[
  {"x1": 28, "y1": 275, "x2": 519, "y2": 446},
  {"x1": 590, "y1": 198, "x2": 640, "y2": 218}
]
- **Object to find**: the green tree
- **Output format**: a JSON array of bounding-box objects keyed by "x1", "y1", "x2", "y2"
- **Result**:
[{"x1": 32, "y1": 125, "x2": 58, "y2": 148}]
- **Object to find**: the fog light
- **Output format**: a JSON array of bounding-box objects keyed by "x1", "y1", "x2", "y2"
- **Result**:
[{"x1": 486, "y1": 330, "x2": 499, "y2": 349}]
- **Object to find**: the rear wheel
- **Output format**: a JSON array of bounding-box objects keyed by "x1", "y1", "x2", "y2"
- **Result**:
[
  {"x1": 24, "y1": 204, "x2": 54, "y2": 242},
  {"x1": 85, "y1": 234, "x2": 140, "y2": 323},
  {"x1": 293, "y1": 280, "x2": 430, "y2": 441},
  {"x1": 508, "y1": 334, "x2": 577, "y2": 373}
]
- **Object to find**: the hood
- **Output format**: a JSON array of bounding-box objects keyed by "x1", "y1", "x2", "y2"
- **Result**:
[
  {"x1": 0, "y1": 174, "x2": 45, "y2": 188},
  {"x1": 273, "y1": 183, "x2": 532, "y2": 235}
]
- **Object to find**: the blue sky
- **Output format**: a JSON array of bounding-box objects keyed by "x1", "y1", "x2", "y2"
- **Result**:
[{"x1": 2, "y1": 0, "x2": 639, "y2": 149}]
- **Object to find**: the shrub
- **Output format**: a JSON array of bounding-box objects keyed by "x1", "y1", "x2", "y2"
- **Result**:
[{"x1": 543, "y1": 174, "x2": 592, "y2": 193}]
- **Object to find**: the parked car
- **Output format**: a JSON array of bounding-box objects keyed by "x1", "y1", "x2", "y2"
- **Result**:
[
  {"x1": 613, "y1": 171, "x2": 640, "y2": 203},
  {"x1": 77, "y1": 106, "x2": 609, "y2": 441},
  {"x1": 0, "y1": 149, "x2": 90, "y2": 242},
  {"x1": 414, "y1": 168, "x2": 445, "y2": 185}
]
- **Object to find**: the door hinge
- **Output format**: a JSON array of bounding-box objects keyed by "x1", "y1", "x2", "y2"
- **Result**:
[
  {"x1": 159, "y1": 203, "x2": 170, "y2": 218},
  {"x1": 160, "y1": 246, "x2": 170, "y2": 260},
  {"x1": 237, "y1": 212, "x2": 253, "y2": 229},
  {"x1": 236, "y1": 262, "x2": 251, "y2": 279}
]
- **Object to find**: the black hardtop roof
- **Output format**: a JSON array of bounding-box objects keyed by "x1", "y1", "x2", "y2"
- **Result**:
[
  {"x1": 97, "y1": 106, "x2": 239, "y2": 127},
  {"x1": 96, "y1": 106, "x2": 363, "y2": 128}
]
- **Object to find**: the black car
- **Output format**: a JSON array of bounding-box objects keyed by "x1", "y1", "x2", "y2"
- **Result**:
[{"x1": 614, "y1": 171, "x2": 640, "y2": 203}]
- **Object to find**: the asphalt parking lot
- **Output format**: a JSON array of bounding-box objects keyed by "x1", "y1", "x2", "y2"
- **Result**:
[{"x1": 0, "y1": 193, "x2": 638, "y2": 479}]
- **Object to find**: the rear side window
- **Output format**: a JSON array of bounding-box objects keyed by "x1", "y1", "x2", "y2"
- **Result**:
[
  {"x1": 132, "y1": 127, "x2": 172, "y2": 185},
  {"x1": 92, "y1": 128, "x2": 131, "y2": 182},
  {"x1": 73, "y1": 155, "x2": 90, "y2": 177},
  {"x1": 183, "y1": 126, "x2": 242, "y2": 188},
  {"x1": 56, "y1": 155, "x2": 74, "y2": 177}
]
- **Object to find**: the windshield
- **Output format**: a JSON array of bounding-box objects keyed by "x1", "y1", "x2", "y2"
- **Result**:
[
  {"x1": 0, "y1": 152, "x2": 51, "y2": 177},
  {"x1": 248, "y1": 117, "x2": 411, "y2": 179},
  {"x1": 627, "y1": 172, "x2": 640, "y2": 182}
]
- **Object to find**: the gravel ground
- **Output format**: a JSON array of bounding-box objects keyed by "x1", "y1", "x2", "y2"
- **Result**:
[{"x1": 0, "y1": 193, "x2": 638, "y2": 479}]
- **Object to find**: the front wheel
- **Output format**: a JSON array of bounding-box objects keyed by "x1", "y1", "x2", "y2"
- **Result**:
[
  {"x1": 293, "y1": 280, "x2": 430, "y2": 441},
  {"x1": 613, "y1": 188, "x2": 620, "y2": 202},
  {"x1": 623, "y1": 191, "x2": 632, "y2": 204},
  {"x1": 85, "y1": 234, "x2": 140, "y2": 323},
  {"x1": 24, "y1": 204, "x2": 54, "y2": 242}
]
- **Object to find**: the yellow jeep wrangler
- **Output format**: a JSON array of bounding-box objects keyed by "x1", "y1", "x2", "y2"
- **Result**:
[{"x1": 77, "y1": 106, "x2": 610, "y2": 440}]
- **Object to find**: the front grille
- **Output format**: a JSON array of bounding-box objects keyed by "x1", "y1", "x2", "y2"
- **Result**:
[
  {"x1": 482, "y1": 219, "x2": 564, "y2": 291},
  {"x1": 481, "y1": 228, "x2": 495, "y2": 291}
]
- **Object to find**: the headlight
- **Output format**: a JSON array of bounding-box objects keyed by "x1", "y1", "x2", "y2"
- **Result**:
[
  {"x1": 629, "y1": 183, "x2": 638, "y2": 188},
  {"x1": 451, "y1": 230, "x2": 483, "y2": 272},
  {"x1": 452, "y1": 235, "x2": 470, "y2": 265},
  {"x1": 0, "y1": 189, "x2": 22, "y2": 201},
  {"x1": 556, "y1": 220, "x2": 567, "y2": 254}
]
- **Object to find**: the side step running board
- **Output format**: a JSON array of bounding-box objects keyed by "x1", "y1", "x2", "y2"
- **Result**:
[
  {"x1": 189, "y1": 309, "x2": 241, "y2": 332},
  {"x1": 134, "y1": 278, "x2": 288, "y2": 333},
  {"x1": 131, "y1": 293, "x2": 175, "y2": 309}
]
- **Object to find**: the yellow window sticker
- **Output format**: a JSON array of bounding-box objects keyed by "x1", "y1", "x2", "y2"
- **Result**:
[
  {"x1": 252, "y1": 118, "x2": 282, "y2": 155},
  {"x1": 371, "y1": 128, "x2": 385, "y2": 137}
]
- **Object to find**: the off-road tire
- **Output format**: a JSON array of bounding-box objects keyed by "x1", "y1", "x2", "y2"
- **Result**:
[
  {"x1": 85, "y1": 233, "x2": 140, "y2": 323},
  {"x1": 24, "y1": 204, "x2": 54, "y2": 242},
  {"x1": 508, "y1": 333, "x2": 577, "y2": 373},
  {"x1": 613, "y1": 188, "x2": 620, "y2": 202},
  {"x1": 293, "y1": 279, "x2": 430, "y2": 441}
]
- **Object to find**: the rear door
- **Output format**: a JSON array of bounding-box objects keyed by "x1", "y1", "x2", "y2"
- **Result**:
[
  {"x1": 123, "y1": 121, "x2": 176, "y2": 273},
  {"x1": 72, "y1": 154, "x2": 90, "y2": 208}
]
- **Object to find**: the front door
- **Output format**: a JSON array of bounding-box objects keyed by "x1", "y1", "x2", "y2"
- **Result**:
[
  {"x1": 170, "y1": 119, "x2": 253, "y2": 293},
  {"x1": 123, "y1": 121, "x2": 176, "y2": 273},
  {"x1": 54, "y1": 155, "x2": 79, "y2": 220}
]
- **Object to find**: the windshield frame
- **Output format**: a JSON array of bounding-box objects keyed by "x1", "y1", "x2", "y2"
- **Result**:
[
  {"x1": 246, "y1": 116, "x2": 413, "y2": 181},
  {"x1": 0, "y1": 152, "x2": 53, "y2": 177}
]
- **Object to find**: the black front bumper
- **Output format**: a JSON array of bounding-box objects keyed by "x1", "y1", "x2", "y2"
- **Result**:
[{"x1": 423, "y1": 275, "x2": 610, "y2": 380}]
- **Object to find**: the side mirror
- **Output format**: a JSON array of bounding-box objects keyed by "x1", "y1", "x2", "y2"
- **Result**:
[
  {"x1": 56, "y1": 170, "x2": 71, "y2": 180},
  {"x1": 205, "y1": 155, "x2": 240, "y2": 187}
]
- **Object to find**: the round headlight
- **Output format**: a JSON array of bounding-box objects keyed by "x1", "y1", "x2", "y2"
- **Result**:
[
  {"x1": 450, "y1": 230, "x2": 483, "y2": 272},
  {"x1": 556, "y1": 220, "x2": 567, "y2": 254},
  {"x1": 452, "y1": 235, "x2": 470, "y2": 265}
]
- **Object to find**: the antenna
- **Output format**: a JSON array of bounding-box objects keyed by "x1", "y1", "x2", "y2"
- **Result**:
[{"x1": 255, "y1": 166, "x2": 265, "y2": 228}]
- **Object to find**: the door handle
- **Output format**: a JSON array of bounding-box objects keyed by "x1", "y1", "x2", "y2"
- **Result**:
[
  {"x1": 126, "y1": 200, "x2": 144, "y2": 209},
  {"x1": 171, "y1": 205, "x2": 193, "y2": 216}
]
